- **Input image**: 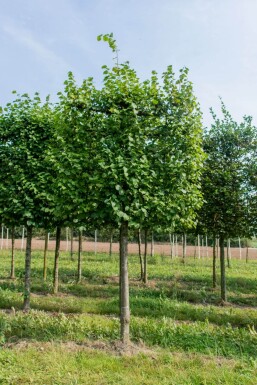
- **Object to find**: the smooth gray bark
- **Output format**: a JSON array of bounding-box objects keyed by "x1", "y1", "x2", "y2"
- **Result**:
[
  {"x1": 53, "y1": 226, "x2": 61, "y2": 294},
  {"x1": 43, "y1": 231, "x2": 48, "y2": 281},
  {"x1": 119, "y1": 221, "x2": 130, "y2": 344},
  {"x1": 23, "y1": 226, "x2": 33, "y2": 312}
]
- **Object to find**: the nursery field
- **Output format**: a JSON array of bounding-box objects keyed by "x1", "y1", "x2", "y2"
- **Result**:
[{"x1": 0, "y1": 249, "x2": 257, "y2": 384}]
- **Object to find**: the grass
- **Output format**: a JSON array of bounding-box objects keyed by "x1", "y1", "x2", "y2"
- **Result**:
[{"x1": 0, "y1": 247, "x2": 256, "y2": 383}]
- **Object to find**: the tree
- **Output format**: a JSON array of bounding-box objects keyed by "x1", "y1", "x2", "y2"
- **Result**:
[
  {"x1": 201, "y1": 101, "x2": 256, "y2": 302},
  {"x1": 0, "y1": 93, "x2": 56, "y2": 310},
  {"x1": 55, "y1": 34, "x2": 204, "y2": 344}
]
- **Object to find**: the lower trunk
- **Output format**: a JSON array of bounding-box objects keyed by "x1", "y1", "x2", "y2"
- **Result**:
[
  {"x1": 10, "y1": 226, "x2": 15, "y2": 279},
  {"x1": 77, "y1": 230, "x2": 82, "y2": 282},
  {"x1": 70, "y1": 227, "x2": 74, "y2": 260},
  {"x1": 109, "y1": 230, "x2": 113, "y2": 258},
  {"x1": 94, "y1": 229, "x2": 97, "y2": 255},
  {"x1": 53, "y1": 226, "x2": 61, "y2": 294},
  {"x1": 137, "y1": 229, "x2": 143, "y2": 280},
  {"x1": 23, "y1": 226, "x2": 33, "y2": 312},
  {"x1": 238, "y1": 237, "x2": 242, "y2": 259},
  {"x1": 150, "y1": 231, "x2": 154, "y2": 257},
  {"x1": 194, "y1": 238, "x2": 197, "y2": 259},
  {"x1": 119, "y1": 221, "x2": 130, "y2": 344},
  {"x1": 226, "y1": 238, "x2": 231, "y2": 268},
  {"x1": 212, "y1": 236, "x2": 216, "y2": 288},
  {"x1": 182, "y1": 233, "x2": 186, "y2": 264},
  {"x1": 246, "y1": 244, "x2": 249, "y2": 263},
  {"x1": 197, "y1": 234, "x2": 201, "y2": 259},
  {"x1": 43, "y1": 231, "x2": 48, "y2": 281},
  {"x1": 220, "y1": 235, "x2": 227, "y2": 303},
  {"x1": 169, "y1": 233, "x2": 173, "y2": 259},
  {"x1": 143, "y1": 229, "x2": 148, "y2": 284}
]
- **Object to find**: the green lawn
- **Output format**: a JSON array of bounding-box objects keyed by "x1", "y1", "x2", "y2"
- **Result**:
[{"x1": 0, "y1": 248, "x2": 256, "y2": 384}]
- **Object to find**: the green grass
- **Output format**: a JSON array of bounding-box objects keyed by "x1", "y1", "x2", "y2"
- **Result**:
[
  {"x1": 0, "y1": 343, "x2": 257, "y2": 385},
  {"x1": 0, "y1": 248, "x2": 257, "y2": 383}
]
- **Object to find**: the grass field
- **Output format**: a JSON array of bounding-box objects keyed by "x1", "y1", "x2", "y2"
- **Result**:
[{"x1": 0, "y1": 249, "x2": 256, "y2": 384}]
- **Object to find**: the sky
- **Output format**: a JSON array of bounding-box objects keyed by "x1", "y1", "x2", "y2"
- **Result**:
[{"x1": 0, "y1": 0, "x2": 257, "y2": 126}]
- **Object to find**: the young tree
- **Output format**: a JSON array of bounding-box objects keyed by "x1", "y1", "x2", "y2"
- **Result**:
[
  {"x1": 201, "y1": 102, "x2": 256, "y2": 302},
  {"x1": 55, "y1": 34, "x2": 204, "y2": 344},
  {"x1": 0, "y1": 94, "x2": 56, "y2": 310}
]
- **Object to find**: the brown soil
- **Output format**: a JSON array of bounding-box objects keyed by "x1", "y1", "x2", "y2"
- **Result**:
[{"x1": 4, "y1": 238, "x2": 257, "y2": 259}]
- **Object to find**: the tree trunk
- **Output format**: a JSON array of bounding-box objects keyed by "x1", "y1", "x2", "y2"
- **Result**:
[
  {"x1": 77, "y1": 229, "x2": 82, "y2": 282},
  {"x1": 23, "y1": 226, "x2": 33, "y2": 312},
  {"x1": 6, "y1": 228, "x2": 9, "y2": 249},
  {"x1": 70, "y1": 227, "x2": 74, "y2": 260},
  {"x1": 150, "y1": 231, "x2": 154, "y2": 257},
  {"x1": 246, "y1": 243, "x2": 249, "y2": 263},
  {"x1": 137, "y1": 229, "x2": 143, "y2": 280},
  {"x1": 109, "y1": 229, "x2": 113, "y2": 258},
  {"x1": 53, "y1": 226, "x2": 61, "y2": 294},
  {"x1": 206, "y1": 235, "x2": 208, "y2": 258},
  {"x1": 194, "y1": 237, "x2": 197, "y2": 259},
  {"x1": 175, "y1": 234, "x2": 178, "y2": 256},
  {"x1": 1, "y1": 225, "x2": 3, "y2": 250},
  {"x1": 143, "y1": 229, "x2": 148, "y2": 284},
  {"x1": 182, "y1": 233, "x2": 186, "y2": 264},
  {"x1": 226, "y1": 239, "x2": 231, "y2": 268},
  {"x1": 220, "y1": 235, "x2": 227, "y2": 303},
  {"x1": 119, "y1": 221, "x2": 130, "y2": 344},
  {"x1": 94, "y1": 229, "x2": 97, "y2": 255},
  {"x1": 10, "y1": 226, "x2": 15, "y2": 279},
  {"x1": 197, "y1": 234, "x2": 201, "y2": 259},
  {"x1": 212, "y1": 236, "x2": 216, "y2": 288},
  {"x1": 43, "y1": 231, "x2": 48, "y2": 281},
  {"x1": 66, "y1": 227, "x2": 69, "y2": 251},
  {"x1": 21, "y1": 226, "x2": 25, "y2": 251},
  {"x1": 238, "y1": 237, "x2": 242, "y2": 260},
  {"x1": 169, "y1": 233, "x2": 173, "y2": 259}
]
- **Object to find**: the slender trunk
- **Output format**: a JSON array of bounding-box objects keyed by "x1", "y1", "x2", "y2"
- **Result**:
[
  {"x1": 6, "y1": 228, "x2": 9, "y2": 249},
  {"x1": 10, "y1": 226, "x2": 15, "y2": 279},
  {"x1": 194, "y1": 237, "x2": 197, "y2": 259},
  {"x1": 143, "y1": 229, "x2": 148, "y2": 284},
  {"x1": 197, "y1": 234, "x2": 201, "y2": 259},
  {"x1": 137, "y1": 229, "x2": 143, "y2": 280},
  {"x1": 94, "y1": 229, "x2": 97, "y2": 255},
  {"x1": 212, "y1": 236, "x2": 216, "y2": 288},
  {"x1": 109, "y1": 229, "x2": 113, "y2": 258},
  {"x1": 66, "y1": 227, "x2": 69, "y2": 251},
  {"x1": 119, "y1": 221, "x2": 130, "y2": 344},
  {"x1": 246, "y1": 243, "x2": 249, "y2": 263},
  {"x1": 150, "y1": 231, "x2": 154, "y2": 257},
  {"x1": 206, "y1": 235, "x2": 208, "y2": 258},
  {"x1": 182, "y1": 233, "x2": 186, "y2": 264},
  {"x1": 226, "y1": 239, "x2": 231, "y2": 268},
  {"x1": 43, "y1": 231, "x2": 48, "y2": 281},
  {"x1": 169, "y1": 233, "x2": 173, "y2": 259},
  {"x1": 23, "y1": 226, "x2": 33, "y2": 312},
  {"x1": 21, "y1": 226, "x2": 25, "y2": 251},
  {"x1": 1, "y1": 225, "x2": 3, "y2": 250},
  {"x1": 70, "y1": 227, "x2": 74, "y2": 260},
  {"x1": 220, "y1": 235, "x2": 227, "y2": 303},
  {"x1": 53, "y1": 226, "x2": 61, "y2": 294},
  {"x1": 77, "y1": 230, "x2": 82, "y2": 282},
  {"x1": 175, "y1": 234, "x2": 178, "y2": 257},
  {"x1": 216, "y1": 237, "x2": 219, "y2": 259},
  {"x1": 238, "y1": 237, "x2": 242, "y2": 260}
]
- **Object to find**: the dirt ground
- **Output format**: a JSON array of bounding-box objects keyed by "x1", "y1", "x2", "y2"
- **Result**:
[{"x1": 1, "y1": 238, "x2": 256, "y2": 259}]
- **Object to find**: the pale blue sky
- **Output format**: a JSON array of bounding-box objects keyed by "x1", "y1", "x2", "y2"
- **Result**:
[{"x1": 0, "y1": 0, "x2": 256, "y2": 125}]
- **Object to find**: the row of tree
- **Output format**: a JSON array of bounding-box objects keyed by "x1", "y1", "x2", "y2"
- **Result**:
[{"x1": 0, "y1": 34, "x2": 256, "y2": 343}]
